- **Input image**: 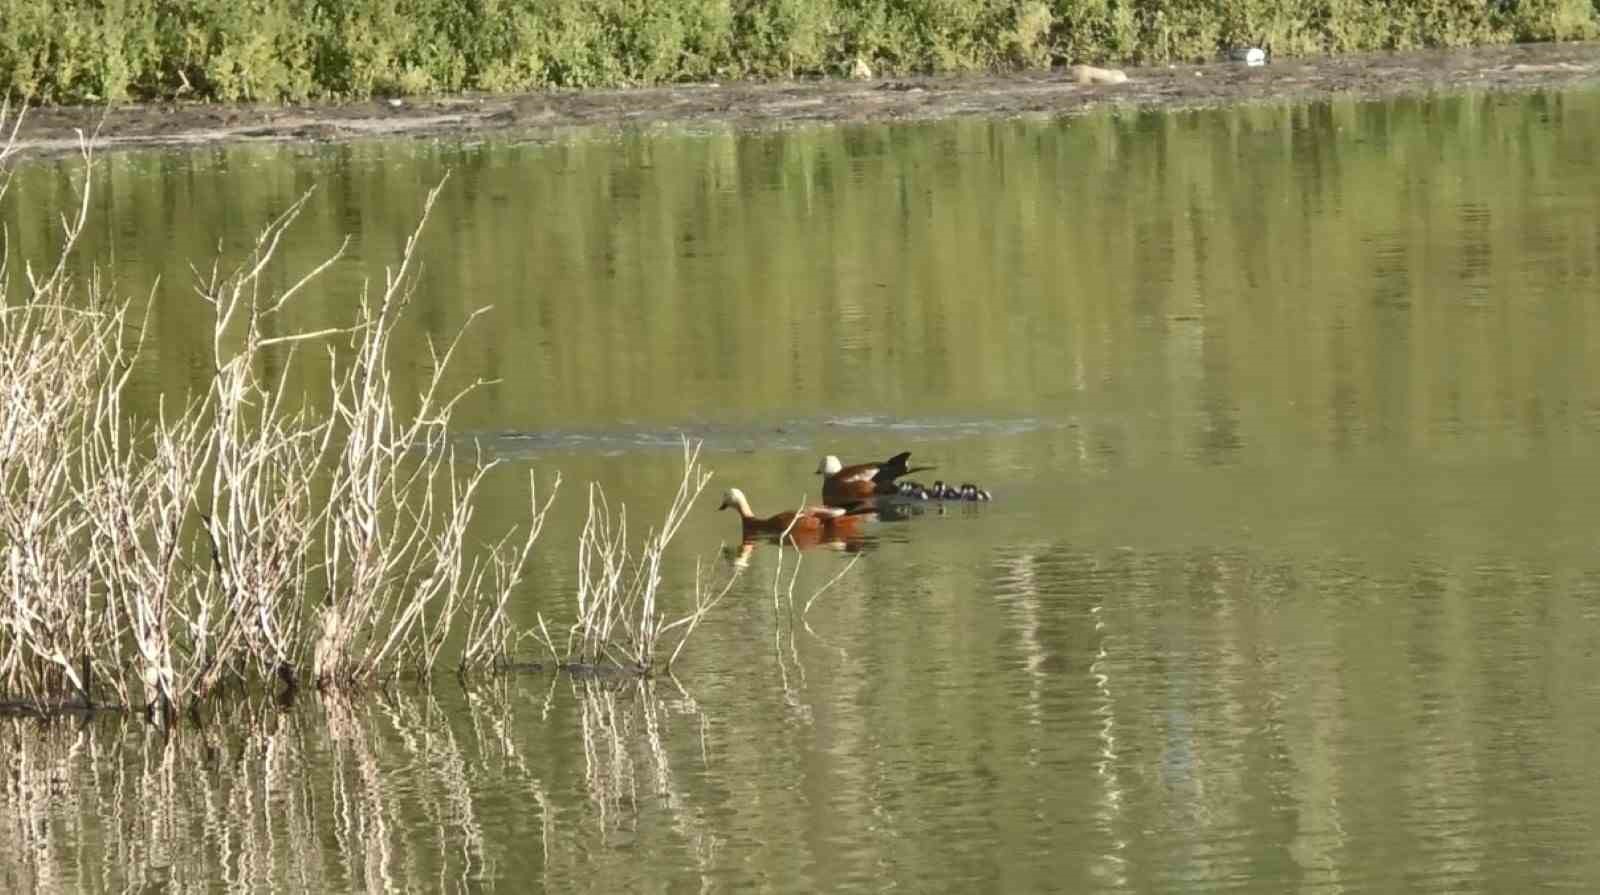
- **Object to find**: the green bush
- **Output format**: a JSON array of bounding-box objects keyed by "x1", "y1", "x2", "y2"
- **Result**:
[
  {"x1": 175, "y1": 0, "x2": 326, "y2": 101},
  {"x1": 0, "y1": 0, "x2": 1593, "y2": 104}
]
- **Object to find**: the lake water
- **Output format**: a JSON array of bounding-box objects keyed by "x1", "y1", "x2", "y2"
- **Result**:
[{"x1": 6, "y1": 87, "x2": 1600, "y2": 891}]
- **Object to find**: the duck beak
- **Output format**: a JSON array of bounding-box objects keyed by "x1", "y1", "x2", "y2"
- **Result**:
[{"x1": 717, "y1": 499, "x2": 730, "y2": 511}]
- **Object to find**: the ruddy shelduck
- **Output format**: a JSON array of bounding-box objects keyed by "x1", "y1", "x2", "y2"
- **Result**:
[
  {"x1": 718, "y1": 487, "x2": 871, "y2": 539},
  {"x1": 815, "y1": 451, "x2": 934, "y2": 506}
]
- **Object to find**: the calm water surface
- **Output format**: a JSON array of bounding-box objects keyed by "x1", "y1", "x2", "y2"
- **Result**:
[{"x1": 6, "y1": 89, "x2": 1600, "y2": 891}]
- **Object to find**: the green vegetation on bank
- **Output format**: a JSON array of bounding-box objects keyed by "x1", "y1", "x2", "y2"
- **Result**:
[{"x1": 1, "y1": 0, "x2": 1596, "y2": 104}]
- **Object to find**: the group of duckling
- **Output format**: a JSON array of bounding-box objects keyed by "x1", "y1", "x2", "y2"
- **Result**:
[
  {"x1": 717, "y1": 450, "x2": 991, "y2": 544},
  {"x1": 895, "y1": 479, "x2": 992, "y2": 502}
]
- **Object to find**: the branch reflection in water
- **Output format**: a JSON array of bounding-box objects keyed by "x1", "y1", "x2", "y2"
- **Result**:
[
  {"x1": 0, "y1": 676, "x2": 721, "y2": 892},
  {"x1": 719, "y1": 530, "x2": 865, "y2": 730}
]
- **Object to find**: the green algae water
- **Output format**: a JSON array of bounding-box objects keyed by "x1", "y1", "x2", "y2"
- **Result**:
[{"x1": 5, "y1": 87, "x2": 1600, "y2": 891}]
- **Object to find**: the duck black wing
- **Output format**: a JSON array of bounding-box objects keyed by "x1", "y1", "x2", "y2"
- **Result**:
[{"x1": 870, "y1": 451, "x2": 934, "y2": 485}]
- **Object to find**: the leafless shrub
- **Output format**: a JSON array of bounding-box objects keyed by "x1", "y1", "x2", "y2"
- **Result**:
[
  {"x1": 0, "y1": 102, "x2": 744, "y2": 719},
  {"x1": 0, "y1": 104, "x2": 570, "y2": 717},
  {"x1": 0, "y1": 94, "x2": 781, "y2": 871},
  {"x1": 533, "y1": 439, "x2": 739, "y2": 675},
  {"x1": 0, "y1": 114, "x2": 135, "y2": 711}
]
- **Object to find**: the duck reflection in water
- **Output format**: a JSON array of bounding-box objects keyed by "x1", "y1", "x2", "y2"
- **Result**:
[{"x1": 725, "y1": 526, "x2": 878, "y2": 568}]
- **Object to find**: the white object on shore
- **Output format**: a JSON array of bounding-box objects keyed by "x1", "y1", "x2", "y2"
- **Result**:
[
  {"x1": 1229, "y1": 47, "x2": 1267, "y2": 66},
  {"x1": 850, "y1": 57, "x2": 873, "y2": 80},
  {"x1": 1069, "y1": 64, "x2": 1128, "y2": 85}
]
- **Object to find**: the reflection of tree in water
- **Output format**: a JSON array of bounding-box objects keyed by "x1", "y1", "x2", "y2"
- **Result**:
[
  {"x1": 574, "y1": 676, "x2": 722, "y2": 871},
  {"x1": 0, "y1": 678, "x2": 720, "y2": 891}
]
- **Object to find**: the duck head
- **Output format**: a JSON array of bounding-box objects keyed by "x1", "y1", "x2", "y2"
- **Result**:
[
  {"x1": 718, "y1": 488, "x2": 753, "y2": 518},
  {"x1": 816, "y1": 455, "x2": 843, "y2": 476}
]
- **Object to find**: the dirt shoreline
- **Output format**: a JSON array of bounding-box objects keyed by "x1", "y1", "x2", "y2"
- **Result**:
[{"x1": 10, "y1": 42, "x2": 1600, "y2": 157}]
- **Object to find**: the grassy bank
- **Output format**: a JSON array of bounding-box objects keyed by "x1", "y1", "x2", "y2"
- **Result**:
[{"x1": 2, "y1": 0, "x2": 1596, "y2": 104}]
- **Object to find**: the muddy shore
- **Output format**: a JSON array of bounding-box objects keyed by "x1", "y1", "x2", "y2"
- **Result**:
[{"x1": 10, "y1": 42, "x2": 1600, "y2": 157}]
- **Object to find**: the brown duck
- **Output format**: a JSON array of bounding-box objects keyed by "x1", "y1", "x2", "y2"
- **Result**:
[
  {"x1": 815, "y1": 451, "x2": 934, "y2": 506},
  {"x1": 718, "y1": 487, "x2": 873, "y2": 540}
]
